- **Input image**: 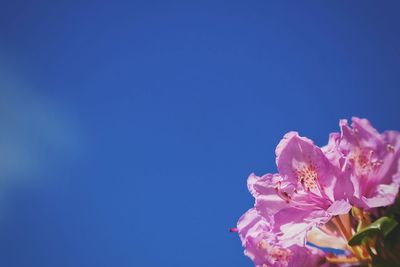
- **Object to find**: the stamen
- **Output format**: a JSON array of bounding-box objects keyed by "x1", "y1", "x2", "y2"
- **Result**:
[
  {"x1": 296, "y1": 164, "x2": 318, "y2": 190},
  {"x1": 274, "y1": 179, "x2": 320, "y2": 209},
  {"x1": 351, "y1": 148, "x2": 383, "y2": 176}
]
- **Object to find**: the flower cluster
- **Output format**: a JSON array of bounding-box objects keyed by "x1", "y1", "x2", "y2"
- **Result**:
[{"x1": 235, "y1": 117, "x2": 400, "y2": 267}]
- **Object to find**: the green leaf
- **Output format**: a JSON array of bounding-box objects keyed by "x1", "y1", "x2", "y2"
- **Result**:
[{"x1": 348, "y1": 216, "x2": 398, "y2": 246}]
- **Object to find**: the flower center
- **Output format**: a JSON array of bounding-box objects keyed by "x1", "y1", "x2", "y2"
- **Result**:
[
  {"x1": 352, "y1": 149, "x2": 382, "y2": 176},
  {"x1": 296, "y1": 164, "x2": 318, "y2": 190}
]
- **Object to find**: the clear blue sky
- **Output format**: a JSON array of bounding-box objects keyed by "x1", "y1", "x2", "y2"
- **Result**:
[{"x1": 0, "y1": 1, "x2": 400, "y2": 267}]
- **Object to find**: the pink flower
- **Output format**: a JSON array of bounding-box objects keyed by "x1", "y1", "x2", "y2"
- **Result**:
[
  {"x1": 329, "y1": 117, "x2": 400, "y2": 209},
  {"x1": 249, "y1": 132, "x2": 352, "y2": 247},
  {"x1": 235, "y1": 118, "x2": 400, "y2": 266},
  {"x1": 237, "y1": 208, "x2": 328, "y2": 267}
]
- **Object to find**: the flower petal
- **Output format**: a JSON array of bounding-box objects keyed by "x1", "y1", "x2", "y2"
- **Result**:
[
  {"x1": 248, "y1": 173, "x2": 298, "y2": 218},
  {"x1": 326, "y1": 200, "x2": 352, "y2": 216},
  {"x1": 321, "y1": 132, "x2": 342, "y2": 168},
  {"x1": 247, "y1": 173, "x2": 284, "y2": 198},
  {"x1": 332, "y1": 169, "x2": 355, "y2": 202},
  {"x1": 360, "y1": 181, "x2": 400, "y2": 209},
  {"x1": 351, "y1": 117, "x2": 384, "y2": 149},
  {"x1": 378, "y1": 131, "x2": 400, "y2": 185},
  {"x1": 272, "y1": 208, "x2": 331, "y2": 247},
  {"x1": 237, "y1": 208, "x2": 270, "y2": 245}
]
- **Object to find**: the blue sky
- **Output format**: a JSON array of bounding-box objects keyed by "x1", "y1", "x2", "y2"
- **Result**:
[{"x1": 0, "y1": 1, "x2": 400, "y2": 266}]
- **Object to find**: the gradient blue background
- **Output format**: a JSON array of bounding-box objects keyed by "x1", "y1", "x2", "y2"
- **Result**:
[{"x1": 0, "y1": 1, "x2": 400, "y2": 266}]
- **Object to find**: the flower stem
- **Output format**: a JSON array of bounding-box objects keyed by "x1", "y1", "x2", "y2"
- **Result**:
[
  {"x1": 332, "y1": 216, "x2": 365, "y2": 263},
  {"x1": 326, "y1": 256, "x2": 359, "y2": 264},
  {"x1": 333, "y1": 216, "x2": 352, "y2": 241}
]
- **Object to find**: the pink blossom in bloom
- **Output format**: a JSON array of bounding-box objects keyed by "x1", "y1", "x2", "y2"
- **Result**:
[
  {"x1": 328, "y1": 117, "x2": 400, "y2": 209},
  {"x1": 237, "y1": 208, "x2": 328, "y2": 267},
  {"x1": 248, "y1": 132, "x2": 352, "y2": 247},
  {"x1": 235, "y1": 118, "x2": 400, "y2": 266}
]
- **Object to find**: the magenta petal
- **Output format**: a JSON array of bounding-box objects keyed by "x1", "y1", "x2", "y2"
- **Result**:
[
  {"x1": 244, "y1": 236, "x2": 325, "y2": 267},
  {"x1": 351, "y1": 117, "x2": 384, "y2": 149},
  {"x1": 247, "y1": 173, "x2": 283, "y2": 198},
  {"x1": 273, "y1": 208, "x2": 330, "y2": 247},
  {"x1": 242, "y1": 236, "x2": 270, "y2": 266},
  {"x1": 255, "y1": 194, "x2": 291, "y2": 219},
  {"x1": 378, "y1": 131, "x2": 400, "y2": 185},
  {"x1": 288, "y1": 246, "x2": 328, "y2": 267},
  {"x1": 321, "y1": 132, "x2": 342, "y2": 168},
  {"x1": 339, "y1": 119, "x2": 357, "y2": 152},
  {"x1": 237, "y1": 208, "x2": 270, "y2": 245},
  {"x1": 247, "y1": 173, "x2": 295, "y2": 217},
  {"x1": 332, "y1": 169, "x2": 355, "y2": 202},
  {"x1": 361, "y1": 181, "x2": 400, "y2": 209},
  {"x1": 326, "y1": 200, "x2": 352, "y2": 216}
]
